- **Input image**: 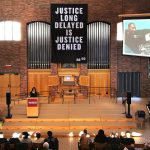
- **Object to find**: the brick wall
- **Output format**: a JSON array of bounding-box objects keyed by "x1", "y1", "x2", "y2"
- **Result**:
[{"x1": 0, "y1": 0, "x2": 150, "y2": 96}]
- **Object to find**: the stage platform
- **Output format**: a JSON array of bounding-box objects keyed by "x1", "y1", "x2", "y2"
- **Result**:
[{"x1": 0, "y1": 96, "x2": 150, "y2": 149}]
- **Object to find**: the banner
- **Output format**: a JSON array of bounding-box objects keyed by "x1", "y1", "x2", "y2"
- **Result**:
[
  {"x1": 27, "y1": 98, "x2": 38, "y2": 107},
  {"x1": 51, "y1": 4, "x2": 87, "y2": 63}
]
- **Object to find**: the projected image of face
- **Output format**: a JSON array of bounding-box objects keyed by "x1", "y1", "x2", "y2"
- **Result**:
[
  {"x1": 123, "y1": 19, "x2": 150, "y2": 57},
  {"x1": 128, "y1": 23, "x2": 136, "y2": 31}
]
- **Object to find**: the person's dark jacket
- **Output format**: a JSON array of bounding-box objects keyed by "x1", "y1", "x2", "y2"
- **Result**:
[
  {"x1": 44, "y1": 137, "x2": 59, "y2": 150},
  {"x1": 120, "y1": 137, "x2": 135, "y2": 145},
  {"x1": 0, "y1": 138, "x2": 7, "y2": 143},
  {"x1": 9, "y1": 138, "x2": 20, "y2": 144},
  {"x1": 94, "y1": 134, "x2": 108, "y2": 143},
  {"x1": 30, "y1": 91, "x2": 38, "y2": 97}
]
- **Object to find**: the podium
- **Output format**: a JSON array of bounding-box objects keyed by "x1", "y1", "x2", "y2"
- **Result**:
[{"x1": 27, "y1": 97, "x2": 39, "y2": 117}]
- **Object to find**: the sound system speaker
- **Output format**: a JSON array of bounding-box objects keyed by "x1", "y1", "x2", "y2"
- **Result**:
[
  {"x1": 6, "y1": 92, "x2": 11, "y2": 105},
  {"x1": 127, "y1": 91, "x2": 131, "y2": 104}
]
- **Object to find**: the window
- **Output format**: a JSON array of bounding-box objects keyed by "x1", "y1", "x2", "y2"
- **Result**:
[
  {"x1": 117, "y1": 22, "x2": 123, "y2": 41},
  {"x1": 0, "y1": 21, "x2": 21, "y2": 41}
]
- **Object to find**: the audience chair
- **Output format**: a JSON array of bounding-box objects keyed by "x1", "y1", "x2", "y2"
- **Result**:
[
  {"x1": 78, "y1": 141, "x2": 90, "y2": 150},
  {"x1": 80, "y1": 144, "x2": 89, "y2": 150},
  {"x1": 0, "y1": 143, "x2": 5, "y2": 150},
  {"x1": 16, "y1": 143, "x2": 32, "y2": 150},
  {"x1": 9, "y1": 143, "x2": 15, "y2": 150},
  {"x1": 120, "y1": 144, "x2": 135, "y2": 150},
  {"x1": 94, "y1": 142, "x2": 107, "y2": 150},
  {"x1": 135, "y1": 110, "x2": 146, "y2": 129},
  {"x1": 11, "y1": 93, "x2": 27, "y2": 105},
  {"x1": 33, "y1": 142, "x2": 43, "y2": 150}
]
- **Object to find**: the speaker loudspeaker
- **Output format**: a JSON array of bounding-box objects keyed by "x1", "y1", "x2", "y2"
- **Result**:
[
  {"x1": 6, "y1": 92, "x2": 11, "y2": 105},
  {"x1": 127, "y1": 92, "x2": 131, "y2": 104}
]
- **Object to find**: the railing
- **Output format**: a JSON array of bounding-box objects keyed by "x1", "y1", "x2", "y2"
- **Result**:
[
  {"x1": 86, "y1": 87, "x2": 117, "y2": 104},
  {"x1": 46, "y1": 86, "x2": 117, "y2": 104},
  {"x1": 11, "y1": 93, "x2": 27, "y2": 105},
  {"x1": 9, "y1": 87, "x2": 117, "y2": 105},
  {"x1": 61, "y1": 88, "x2": 77, "y2": 104}
]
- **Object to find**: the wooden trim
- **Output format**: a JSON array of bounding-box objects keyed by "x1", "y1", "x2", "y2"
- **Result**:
[
  {"x1": 118, "y1": 13, "x2": 150, "y2": 18},
  {"x1": 58, "y1": 68, "x2": 80, "y2": 76},
  {"x1": 88, "y1": 69, "x2": 110, "y2": 73},
  {"x1": 28, "y1": 69, "x2": 51, "y2": 73}
]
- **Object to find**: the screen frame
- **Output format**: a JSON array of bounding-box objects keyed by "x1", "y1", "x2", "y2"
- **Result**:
[{"x1": 123, "y1": 18, "x2": 150, "y2": 57}]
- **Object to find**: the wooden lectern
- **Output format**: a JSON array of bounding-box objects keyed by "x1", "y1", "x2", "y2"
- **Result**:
[{"x1": 27, "y1": 97, "x2": 39, "y2": 117}]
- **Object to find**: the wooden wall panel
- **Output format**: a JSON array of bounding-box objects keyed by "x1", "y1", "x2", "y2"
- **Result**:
[
  {"x1": 88, "y1": 69, "x2": 110, "y2": 96},
  {"x1": 58, "y1": 68, "x2": 80, "y2": 76},
  {"x1": 27, "y1": 69, "x2": 110, "y2": 97},
  {"x1": 48, "y1": 75, "x2": 60, "y2": 86},
  {"x1": 28, "y1": 69, "x2": 51, "y2": 96},
  {"x1": 11, "y1": 74, "x2": 20, "y2": 97},
  {"x1": 79, "y1": 75, "x2": 90, "y2": 86},
  {"x1": 0, "y1": 74, "x2": 20, "y2": 98},
  {"x1": 0, "y1": 74, "x2": 8, "y2": 98}
]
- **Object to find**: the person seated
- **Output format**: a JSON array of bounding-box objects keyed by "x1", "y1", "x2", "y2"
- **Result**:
[
  {"x1": 107, "y1": 132, "x2": 121, "y2": 150},
  {"x1": 33, "y1": 132, "x2": 44, "y2": 144},
  {"x1": 0, "y1": 132, "x2": 9, "y2": 150},
  {"x1": 94, "y1": 129, "x2": 108, "y2": 144},
  {"x1": 120, "y1": 132, "x2": 135, "y2": 150},
  {"x1": 19, "y1": 132, "x2": 33, "y2": 150},
  {"x1": 44, "y1": 131, "x2": 59, "y2": 150},
  {"x1": 9, "y1": 132, "x2": 20, "y2": 144},
  {"x1": 32, "y1": 132, "x2": 44, "y2": 150},
  {"x1": 0, "y1": 137, "x2": 7, "y2": 143},
  {"x1": 30, "y1": 87, "x2": 38, "y2": 97},
  {"x1": 42, "y1": 142, "x2": 50, "y2": 150},
  {"x1": 21, "y1": 131, "x2": 32, "y2": 144},
  {"x1": 79, "y1": 129, "x2": 93, "y2": 150},
  {"x1": 0, "y1": 132, "x2": 7, "y2": 143},
  {"x1": 8, "y1": 133, "x2": 20, "y2": 150},
  {"x1": 94, "y1": 129, "x2": 108, "y2": 150}
]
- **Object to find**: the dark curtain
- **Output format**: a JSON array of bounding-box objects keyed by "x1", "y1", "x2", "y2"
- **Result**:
[{"x1": 117, "y1": 72, "x2": 140, "y2": 97}]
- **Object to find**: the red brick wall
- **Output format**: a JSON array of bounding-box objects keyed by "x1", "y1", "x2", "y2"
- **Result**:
[
  {"x1": 80, "y1": 64, "x2": 88, "y2": 75},
  {"x1": 117, "y1": 0, "x2": 150, "y2": 97},
  {"x1": 0, "y1": 0, "x2": 150, "y2": 96}
]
